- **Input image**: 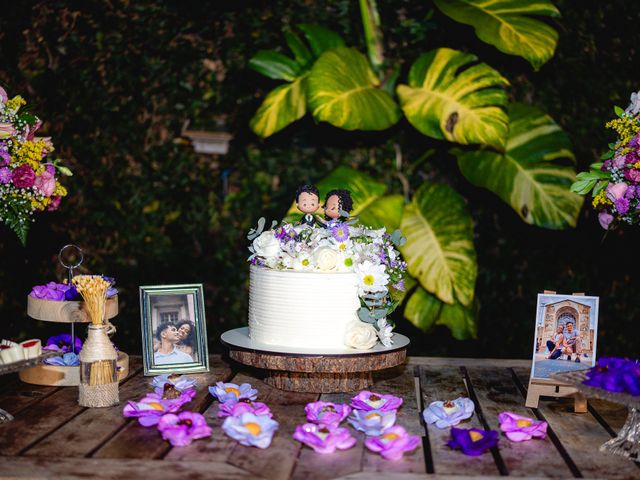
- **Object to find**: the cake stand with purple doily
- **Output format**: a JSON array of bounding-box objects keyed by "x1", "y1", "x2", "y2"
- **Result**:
[
  {"x1": 553, "y1": 369, "x2": 640, "y2": 462},
  {"x1": 221, "y1": 327, "x2": 409, "y2": 393}
]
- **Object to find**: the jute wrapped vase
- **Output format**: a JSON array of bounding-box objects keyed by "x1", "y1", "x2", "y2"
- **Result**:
[{"x1": 78, "y1": 325, "x2": 119, "y2": 407}]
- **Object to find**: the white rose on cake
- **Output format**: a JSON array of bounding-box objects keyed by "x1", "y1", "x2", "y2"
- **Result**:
[
  {"x1": 344, "y1": 321, "x2": 378, "y2": 350},
  {"x1": 314, "y1": 246, "x2": 337, "y2": 271},
  {"x1": 253, "y1": 231, "x2": 281, "y2": 259}
]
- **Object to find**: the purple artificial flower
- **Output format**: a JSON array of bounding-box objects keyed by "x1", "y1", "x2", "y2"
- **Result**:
[
  {"x1": 152, "y1": 374, "x2": 198, "y2": 395},
  {"x1": 498, "y1": 412, "x2": 547, "y2": 442},
  {"x1": 221, "y1": 412, "x2": 279, "y2": 449},
  {"x1": 11, "y1": 164, "x2": 36, "y2": 188},
  {"x1": 43, "y1": 333, "x2": 83, "y2": 353},
  {"x1": 598, "y1": 211, "x2": 614, "y2": 230},
  {"x1": 615, "y1": 197, "x2": 630, "y2": 215},
  {"x1": 351, "y1": 391, "x2": 403, "y2": 412},
  {"x1": 0, "y1": 166, "x2": 11, "y2": 184},
  {"x1": 347, "y1": 409, "x2": 397, "y2": 436},
  {"x1": 304, "y1": 401, "x2": 351, "y2": 428},
  {"x1": 122, "y1": 390, "x2": 196, "y2": 427},
  {"x1": 364, "y1": 425, "x2": 421, "y2": 461},
  {"x1": 331, "y1": 223, "x2": 349, "y2": 242},
  {"x1": 606, "y1": 182, "x2": 628, "y2": 202},
  {"x1": 208, "y1": 381, "x2": 258, "y2": 404},
  {"x1": 157, "y1": 411, "x2": 212, "y2": 447},
  {"x1": 43, "y1": 352, "x2": 80, "y2": 366},
  {"x1": 447, "y1": 427, "x2": 499, "y2": 456},
  {"x1": 583, "y1": 357, "x2": 640, "y2": 395},
  {"x1": 30, "y1": 282, "x2": 73, "y2": 301},
  {"x1": 293, "y1": 423, "x2": 356, "y2": 454},
  {"x1": 422, "y1": 397, "x2": 475, "y2": 429},
  {"x1": 217, "y1": 399, "x2": 272, "y2": 418}
]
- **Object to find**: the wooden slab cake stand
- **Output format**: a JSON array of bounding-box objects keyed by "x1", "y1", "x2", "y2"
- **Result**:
[{"x1": 221, "y1": 327, "x2": 409, "y2": 393}]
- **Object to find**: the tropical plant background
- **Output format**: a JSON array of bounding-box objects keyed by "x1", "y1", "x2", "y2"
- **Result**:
[{"x1": 0, "y1": 0, "x2": 638, "y2": 357}]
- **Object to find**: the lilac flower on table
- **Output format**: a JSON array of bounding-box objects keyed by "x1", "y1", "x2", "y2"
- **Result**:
[
  {"x1": 157, "y1": 411, "x2": 212, "y2": 447},
  {"x1": 218, "y1": 399, "x2": 272, "y2": 418},
  {"x1": 222, "y1": 412, "x2": 279, "y2": 449},
  {"x1": 364, "y1": 425, "x2": 420, "y2": 461},
  {"x1": 293, "y1": 423, "x2": 356, "y2": 454},
  {"x1": 209, "y1": 381, "x2": 258, "y2": 404},
  {"x1": 447, "y1": 427, "x2": 499, "y2": 456},
  {"x1": 122, "y1": 390, "x2": 196, "y2": 427},
  {"x1": 43, "y1": 333, "x2": 83, "y2": 354},
  {"x1": 347, "y1": 409, "x2": 396, "y2": 436},
  {"x1": 305, "y1": 401, "x2": 351, "y2": 428},
  {"x1": 422, "y1": 397, "x2": 475, "y2": 429},
  {"x1": 152, "y1": 374, "x2": 198, "y2": 395},
  {"x1": 583, "y1": 357, "x2": 640, "y2": 395},
  {"x1": 350, "y1": 391, "x2": 403, "y2": 412},
  {"x1": 498, "y1": 412, "x2": 547, "y2": 442},
  {"x1": 43, "y1": 352, "x2": 80, "y2": 366}
]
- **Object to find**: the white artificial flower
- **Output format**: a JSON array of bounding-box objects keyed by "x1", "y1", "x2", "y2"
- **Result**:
[
  {"x1": 314, "y1": 246, "x2": 338, "y2": 271},
  {"x1": 292, "y1": 253, "x2": 314, "y2": 270},
  {"x1": 344, "y1": 322, "x2": 378, "y2": 350},
  {"x1": 376, "y1": 318, "x2": 394, "y2": 347},
  {"x1": 252, "y1": 231, "x2": 281, "y2": 259},
  {"x1": 355, "y1": 260, "x2": 389, "y2": 295},
  {"x1": 336, "y1": 252, "x2": 355, "y2": 272},
  {"x1": 366, "y1": 228, "x2": 386, "y2": 239}
]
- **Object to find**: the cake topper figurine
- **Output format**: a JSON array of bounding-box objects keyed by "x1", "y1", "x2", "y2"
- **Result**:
[
  {"x1": 324, "y1": 189, "x2": 353, "y2": 223},
  {"x1": 295, "y1": 184, "x2": 321, "y2": 226}
]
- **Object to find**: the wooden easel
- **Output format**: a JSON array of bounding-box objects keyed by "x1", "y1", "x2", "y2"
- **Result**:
[{"x1": 525, "y1": 290, "x2": 588, "y2": 413}]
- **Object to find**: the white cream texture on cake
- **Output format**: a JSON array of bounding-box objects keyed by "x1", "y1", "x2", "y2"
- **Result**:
[{"x1": 248, "y1": 265, "x2": 360, "y2": 349}]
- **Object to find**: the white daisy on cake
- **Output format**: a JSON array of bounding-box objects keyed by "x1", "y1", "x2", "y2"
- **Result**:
[{"x1": 355, "y1": 260, "x2": 389, "y2": 296}]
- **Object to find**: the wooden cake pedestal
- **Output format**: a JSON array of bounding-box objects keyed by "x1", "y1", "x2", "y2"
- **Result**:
[{"x1": 221, "y1": 327, "x2": 409, "y2": 393}]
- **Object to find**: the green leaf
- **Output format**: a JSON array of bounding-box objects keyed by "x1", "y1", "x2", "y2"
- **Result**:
[
  {"x1": 457, "y1": 103, "x2": 583, "y2": 229},
  {"x1": 307, "y1": 47, "x2": 401, "y2": 131},
  {"x1": 570, "y1": 177, "x2": 597, "y2": 195},
  {"x1": 593, "y1": 180, "x2": 609, "y2": 196},
  {"x1": 248, "y1": 51, "x2": 301, "y2": 81},
  {"x1": 358, "y1": 194, "x2": 405, "y2": 231},
  {"x1": 298, "y1": 24, "x2": 346, "y2": 57},
  {"x1": 600, "y1": 150, "x2": 614, "y2": 160},
  {"x1": 614, "y1": 105, "x2": 625, "y2": 117},
  {"x1": 400, "y1": 182, "x2": 477, "y2": 306},
  {"x1": 434, "y1": 0, "x2": 560, "y2": 71},
  {"x1": 404, "y1": 286, "x2": 443, "y2": 331},
  {"x1": 590, "y1": 162, "x2": 604, "y2": 170},
  {"x1": 397, "y1": 48, "x2": 509, "y2": 149},
  {"x1": 436, "y1": 300, "x2": 477, "y2": 340},
  {"x1": 284, "y1": 31, "x2": 313, "y2": 67},
  {"x1": 250, "y1": 76, "x2": 307, "y2": 138},
  {"x1": 56, "y1": 165, "x2": 73, "y2": 176}
]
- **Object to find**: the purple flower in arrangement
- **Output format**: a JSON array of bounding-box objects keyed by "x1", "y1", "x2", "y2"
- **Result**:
[
  {"x1": 347, "y1": 409, "x2": 397, "y2": 436},
  {"x1": 152, "y1": 374, "x2": 198, "y2": 395},
  {"x1": 447, "y1": 427, "x2": 499, "y2": 456},
  {"x1": 498, "y1": 412, "x2": 547, "y2": 442},
  {"x1": 157, "y1": 411, "x2": 212, "y2": 447},
  {"x1": 217, "y1": 399, "x2": 272, "y2": 418},
  {"x1": 208, "y1": 381, "x2": 258, "y2": 404},
  {"x1": 122, "y1": 390, "x2": 196, "y2": 427},
  {"x1": 364, "y1": 425, "x2": 421, "y2": 461},
  {"x1": 330, "y1": 223, "x2": 349, "y2": 242},
  {"x1": 350, "y1": 391, "x2": 403, "y2": 412},
  {"x1": 624, "y1": 168, "x2": 640, "y2": 183},
  {"x1": 392, "y1": 280, "x2": 405, "y2": 292},
  {"x1": 598, "y1": 211, "x2": 614, "y2": 230},
  {"x1": 293, "y1": 423, "x2": 356, "y2": 454},
  {"x1": 0, "y1": 166, "x2": 11, "y2": 184},
  {"x1": 615, "y1": 197, "x2": 630, "y2": 215},
  {"x1": 606, "y1": 182, "x2": 628, "y2": 202},
  {"x1": 304, "y1": 401, "x2": 352, "y2": 428},
  {"x1": 43, "y1": 333, "x2": 83, "y2": 354},
  {"x1": 221, "y1": 412, "x2": 279, "y2": 449},
  {"x1": 43, "y1": 352, "x2": 80, "y2": 366},
  {"x1": 422, "y1": 397, "x2": 475, "y2": 429},
  {"x1": 583, "y1": 357, "x2": 640, "y2": 395}
]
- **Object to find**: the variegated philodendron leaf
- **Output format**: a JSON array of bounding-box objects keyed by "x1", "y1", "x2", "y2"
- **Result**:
[
  {"x1": 456, "y1": 103, "x2": 583, "y2": 229},
  {"x1": 397, "y1": 48, "x2": 509, "y2": 150},
  {"x1": 434, "y1": 0, "x2": 560, "y2": 71}
]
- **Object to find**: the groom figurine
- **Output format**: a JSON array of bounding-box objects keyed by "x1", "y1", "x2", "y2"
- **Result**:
[{"x1": 295, "y1": 184, "x2": 321, "y2": 226}]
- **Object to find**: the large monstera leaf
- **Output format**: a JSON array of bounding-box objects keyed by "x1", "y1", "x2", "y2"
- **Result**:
[
  {"x1": 249, "y1": 25, "x2": 345, "y2": 138},
  {"x1": 434, "y1": 0, "x2": 560, "y2": 71},
  {"x1": 456, "y1": 103, "x2": 583, "y2": 229},
  {"x1": 397, "y1": 48, "x2": 509, "y2": 150},
  {"x1": 400, "y1": 182, "x2": 477, "y2": 307},
  {"x1": 307, "y1": 48, "x2": 401, "y2": 131}
]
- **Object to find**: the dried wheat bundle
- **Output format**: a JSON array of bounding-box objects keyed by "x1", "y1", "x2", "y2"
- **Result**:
[{"x1": 72, "y1": 275, "x2": 111, "y2": 325}]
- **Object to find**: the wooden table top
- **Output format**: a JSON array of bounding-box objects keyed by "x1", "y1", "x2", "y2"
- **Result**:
[{"x1": 0, "y1": 355, "x2": 637, "y2": 479}]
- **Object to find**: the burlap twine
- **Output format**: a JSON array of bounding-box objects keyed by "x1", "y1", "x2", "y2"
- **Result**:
[
  {"x1": 78, "y1": 324, "x2": 119, "y2": 407},
  {"x1": 79, "y1": 382, "x2": 119, "y2": 407}
]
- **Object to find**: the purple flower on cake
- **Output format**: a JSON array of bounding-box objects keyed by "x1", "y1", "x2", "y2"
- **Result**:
[
  {"x1": 447, "y1": 427, "x2": 499, "y2": 456},
  {"x1": 157, "y1": 411, "x2": 212, "y2": 447},
  {"x1": 293, "y1": 423, "x2": 356, "y2": 454},
  {"x1": 218, "y1": 399, "x2": 272, "y2": 418},
  {"x1": 364, "y1": 425, "x2": 420, "y2": 461},
  {"x1": 42, "y1": 333, "x2": 83, "y2": 353},
  {"x1": 347, "y1": 409, "x2": 397, "y2": 436},
  {"x1": 222, "y1": 412, "x2": 279, "y2": 449},
  {"x1": 498, "y1": 412, "x2": 547, "y2": 442},
  {"x1": 152, "y1": 374, "x2": 197, "y2": 395},
  {"x1": 304, "y1": 401, "x2": 351, "y2": 427},
  {"x1": 43, "y1": 351, "x2": 80, "y2": 366},
  {"x1": 422, "y1": 397, "x2": 475, "y2": 429},
  {"x1": 122, "y1": 391, "x2": 196, "y2": 427},
  {"x1": 330, "y1": 223, "x2": 349, "y2": 242},
  {"x1": 351, "y1": 391, "x2": 403, "y2": 412},
  {"x1": 209, "y1": 381, "x2": 258, "y2": 404}
]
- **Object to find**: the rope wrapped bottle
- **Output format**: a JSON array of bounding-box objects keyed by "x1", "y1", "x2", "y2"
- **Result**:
[{"x1": 73, "y1": 275, "x2": 119, "y2": 407}]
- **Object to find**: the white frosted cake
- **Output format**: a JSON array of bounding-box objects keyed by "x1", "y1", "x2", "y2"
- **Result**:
[{"x1": 248, "y1": 265, "x2": 360, "y2": 349}]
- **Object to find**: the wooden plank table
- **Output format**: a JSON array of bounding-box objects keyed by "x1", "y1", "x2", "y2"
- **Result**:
[{"x1": 0, "y1": 356, "x2": 637, "y2": 479}]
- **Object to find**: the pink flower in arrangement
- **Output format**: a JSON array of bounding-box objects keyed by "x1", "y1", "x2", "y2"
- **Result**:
[
  {"x1": 0, "y1": 122, "x2": 15, "y2": 139},
  {"x1": 624, "y1": 168, "x2": 640, "y2": 183},
  {"x1": 217, "y1": 399, "x2": 272, "y2": 418},
  {"x1": 498, "y1": 412, "x2": 547, "y2": 442},
  {"x1": 122, "y1": 390, "x2": 196, "y2": 427},
  {"x1": 33, "y1": 169, "x2": 56, "y2": 197},
  {"x1": 304, "y1": 401, "x2": 352, "y2": 428},
  {"x1": 11, "y1": 164, "x2": 36, "y2": 188},
  {"x1": 347, "y1": 408, "x2": 397, "y2": 436},
  {"x1": 350, "y1": 391, "x2": 403, "y2": 412},
  {"x1": 0, "y1": 86, "x2": 7, "y2": 103},
  {"x1": 364, "y1": 425, "x2": 421, "y2": 461},
  {"x1": 598, "y1": 211, "x2": 614, "y2": 230},
  {"x1": 209, "y1": 381, "x2": 258, "y2": 404},
  {"x1": 221, "y1": 412, "x2": 279, "y2": 449},
  {"x1": 157, "y1": 411, "x2": 212, "y2": 447},
  {"x1": 47, "y1": 195, "x2": 62, "y2": 211},
  {"x1": 25, "y1": 119, "x2": 42, "y2": 141},
  {"x1": 293, "y1": 423, "x2": 356, "y2": 454},
  {"x1": 606, "y1": 182, "x2": 628, "y2": 202}
]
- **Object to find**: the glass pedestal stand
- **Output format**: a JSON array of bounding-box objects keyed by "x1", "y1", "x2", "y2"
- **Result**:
[{"x1": 553, "y1": 370, "x2": 640, "y2": 462}]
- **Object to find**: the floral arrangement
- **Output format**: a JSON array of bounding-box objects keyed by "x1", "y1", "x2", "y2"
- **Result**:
[
  {"x1": 248, "y1": 218, "x2": 407, "y2": 348},
  {"x1": 30, "y1": 278, "x2": 117, "y2": 302},
  {"x1": 571, "y1": 90, "x2": 640, "y2": 229},
  {"x1": 42, "y1": 333, "x2": 83, "y2": 366},
  {"x1": 0, "y1": 86, "x2": 72, "y2": 245},
  {"x1": 582, "y1": 357, "x2": 640, "y2": 395}
]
